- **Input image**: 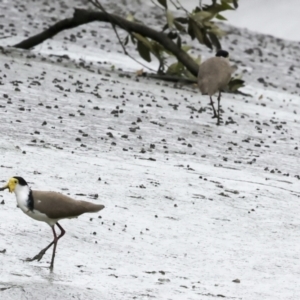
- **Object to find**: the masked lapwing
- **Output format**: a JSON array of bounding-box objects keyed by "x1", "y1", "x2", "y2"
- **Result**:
[
  {"x1": 198, "y1": 50, "x2": 233, "y2": 125},
  {"x1": 0, "y1": 176, "x2": 104, "y2": 270}
]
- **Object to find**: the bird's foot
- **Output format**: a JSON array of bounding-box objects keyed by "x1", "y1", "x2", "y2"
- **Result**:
[
  {"x1": 216, "y1": 118, "x2": 223, "y2": 126},
  {"x1": 216, "y1": 114, "x2": 223, "y2": 126},
  {"x1": 26, "y1": 249, "x2": 47, "y2": 262},
  {"x1": 49, "y1": 263, "x2": 54, "y2": 271}
]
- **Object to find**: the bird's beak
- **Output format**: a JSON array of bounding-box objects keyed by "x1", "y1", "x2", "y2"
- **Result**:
[
  {"x1": 0, "y1": 184, "x2": 8, "y2": 191},
  {"x1": 0, "y1": 179, "x2": 15, "y2": 193}
]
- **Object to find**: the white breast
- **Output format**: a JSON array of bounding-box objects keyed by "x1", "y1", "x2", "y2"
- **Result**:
[
  {"x1": 14, "y1": 184, "x2": 31, "y2": 214},
  {"x1": 14, "y1": 185, "x2": 57, "y2": 226}
]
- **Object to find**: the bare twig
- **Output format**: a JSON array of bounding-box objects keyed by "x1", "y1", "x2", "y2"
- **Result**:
[
  {"x1": 169, "y1": 0, "x2": 180, "y2": 10},
  {"x1": 150, "y1": 0, "x2": 164, "y2": 10},
  {"x1": 89, "y1": 0, "x2": 156, "y2": 72},
  {"x1": 172, "y1": 0, "x2": 189, "y2": 14}
]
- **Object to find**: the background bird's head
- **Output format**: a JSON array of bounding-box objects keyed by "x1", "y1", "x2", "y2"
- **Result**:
[{"x1": 215, "y1": 50, "x2": 229, "y2": 58}]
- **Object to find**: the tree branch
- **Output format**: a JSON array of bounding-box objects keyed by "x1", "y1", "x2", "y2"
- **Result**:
[
  {"x1": 89, "y1": 0, "x2": 157, "y2": 72},
  {"x1": 13, "y1": 8, "x2": 199, "y2": 76}
]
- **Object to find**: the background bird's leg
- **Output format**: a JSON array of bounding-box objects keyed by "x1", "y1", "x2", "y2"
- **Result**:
[
  {"x1": 209, "y1": 96, "x2": 217, "y2": 118},
  {"x1": 26, "y1": 222, "x2": 65, "y2": 264},
  {"x1": 217, "y1": 91, "x2": 222, "y2": 125}
]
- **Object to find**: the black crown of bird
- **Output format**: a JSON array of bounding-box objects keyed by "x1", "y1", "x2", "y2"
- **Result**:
[
  {"x1": 215, "y1": 49, "x2": 229, "y2": 58},
  {"x1": 0, "y1": 176, "x2": 105, "y2": 270},
  {"x1": 198, "y1": 49, "x2": 233, "y2": 125}
]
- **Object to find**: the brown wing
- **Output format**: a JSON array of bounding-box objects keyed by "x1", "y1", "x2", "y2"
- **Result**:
[
  {"x1": 198, "y1": 57, "x2": 232, "y2": 95},
  {"x1": 32, "y1": 190, "x2": 105, "y2": 220}
]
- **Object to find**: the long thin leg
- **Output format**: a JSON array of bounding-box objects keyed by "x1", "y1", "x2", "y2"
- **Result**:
[
  {"x1": 50, "y1": 222, "x2": 65, "y2": 270},
  {"x1": 49, "y1": 226, "x2": 58, "y2": 270},
  {"x1": 209, "y1": 96, "x2": 218, "y2": 118},
  {"x1": 217, "y1": 91, "x2": 222, "y2": 125},
  {"x1": 26, "y1": 222, "x2": 65, "y2": 266}
]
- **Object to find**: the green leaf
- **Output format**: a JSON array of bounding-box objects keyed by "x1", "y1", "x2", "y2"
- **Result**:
[
  {"x1": 208, "y1": 32, "x2": 221, "y2": 50},
  {"x1": 177, "y1": 36, "x2": 182, "y2": 49},
  {"x1": 174, "y1": 17, "x2": 188, "y2": 24},
  {"x1": 151, "y1": 41, "x2": 165, "y2": 55},
  {"x1": 166, "y1": 9, "x2": 174, "y2": 29},
  {"x1": 126, "y1": 14, "x2": 144, "y2": 24},
  {"x1": 194, "y1": 6, "x2": 201, "y2": 13},
  {"x1": 162, "y1": 23, "x2": 168, "y2": 32},
  {"x1": 209, "y1": 26, "x2": 226, "y2": 38},
  {"x1": 124, "y1": 35, "x2": 129, "y2": 46},
  {"x1": 215, "y1": 13, "x2": 227, "y2": 20},
  {"x1": 174, "y1": 21, "x2": 186, "y2": 32},
  {"x1": 193, "y1": 11, "x2": 215, "y2": 22},
  {"x1": 187, "y1": 19, "x2": 195, "y2": 40},
  {"x1": 192, "y1": 22, "x2": 204, "y2": 44},
  {"x1": 133, "y1": 33, "x2": 154, "y2": 62},
  {"x1": 182, "y1": 68, "x2": 197, "y2": 80},
  {"x1": 166, "y1": 62, "x2": 179, "y2": 75},
  {"x1": 194, "y1": 55, "x2": 201, "y2": 65},
  {"x1": 204, "y1": 1, "x2": 234, "y2": 15},
  {"x1": 222, "y1": 0, "x2": 239, "y2": 8},
  {"x1": 166, "y1": 62, "x2": 184, "y2": 76},
  {"x1": 126, "y1": 14, "x2": 134, "y2": 22},
  {"x1": 202, "y1": 28, "x2": 213, "y2": 49},
  {"x1": 133, "y1": 33, "x2": 153, "y2": 51},
  {"x1": 137, "y1": 40, "x2": 151, "y2": 62},
  {"x1": 157, "y1": 0, "x2": 167, "y2": 9},
  {"x1": 181, "y1": 45, "x2": 192, "y2": 52},
  {"x1": 220, "y1": 0, "x2": 234, "y2": 11},
  {"x1": 227, "y1": 78, "x2": 245, "y2": 92}
]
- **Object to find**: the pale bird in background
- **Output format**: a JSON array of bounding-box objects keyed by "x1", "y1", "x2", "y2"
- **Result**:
[
  {"x1": 198, "y1": 50, "x2": 233, "y2": 125},
  {"x1": 0, "y1": 177, "x2": 105, "y2": 270}
]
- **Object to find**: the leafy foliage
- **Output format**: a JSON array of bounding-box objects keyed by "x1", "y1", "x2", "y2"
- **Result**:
[
  {"x1": 161, "y1": 0, "x2": 237, "y2": 50},
  {"x1": 123, "y1": 0, "x2": 239, "y2": 75},
  {"x1": 227, "y1": 78, "x2": 245, "y2": 93},
  {"x1": 91, "y1": 0, "x2": 244, "y2": 92}
]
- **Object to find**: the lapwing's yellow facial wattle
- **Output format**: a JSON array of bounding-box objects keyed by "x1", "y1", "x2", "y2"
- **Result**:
[{"x1": 7, "y1": 177, "x2": 18, "y2": 193}]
